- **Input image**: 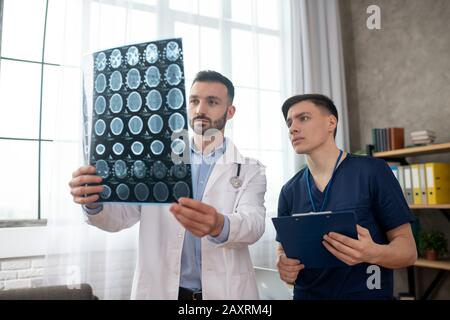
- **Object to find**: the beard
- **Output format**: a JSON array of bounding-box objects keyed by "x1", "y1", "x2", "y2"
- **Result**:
[{"x1": 189, "y1": 109, "x2": 228, "y2": 136}]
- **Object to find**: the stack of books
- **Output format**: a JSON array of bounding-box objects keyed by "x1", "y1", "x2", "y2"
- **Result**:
[
  {"x1": 371, "y1": 127, "x2": 404, "y2": 152},
  {"x1": 411, "y1": 130, "x2": 436, "y2": 145}
]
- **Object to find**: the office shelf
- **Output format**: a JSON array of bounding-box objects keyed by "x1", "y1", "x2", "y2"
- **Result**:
[
  {"x1": 409, "y1": 204, "x2": 450, "y2": 209},
  {"x1": 414, "y1": 259, "x2": 450, "y2": 271},
  {"x1": 373, "y1": 141, "x2": 450, "y2": 299},
  {"x1": 373, "y1": 142, "x2": 450, "y2": 158}
]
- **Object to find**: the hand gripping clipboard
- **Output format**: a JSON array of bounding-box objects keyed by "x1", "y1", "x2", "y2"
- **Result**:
[{"x1": 272, "y1": 211, "x2": 357, "y2": 269}]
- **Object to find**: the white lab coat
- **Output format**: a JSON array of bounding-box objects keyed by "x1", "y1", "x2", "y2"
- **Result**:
[{"x1": 85, "y1": 140, "x2": 267, "y2": 299}]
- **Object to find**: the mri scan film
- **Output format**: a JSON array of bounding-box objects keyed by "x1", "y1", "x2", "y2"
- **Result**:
[{"x1": 88, "y1": 38, "x2": 192, "y2": 204}]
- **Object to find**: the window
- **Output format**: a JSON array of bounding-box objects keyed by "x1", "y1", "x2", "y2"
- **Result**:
[
  {"x1": 167, "y1": 0, "x2": 292, "y2": 216},
  {"x1": 0, "y1": 0, "x2": 83, "y2": 222},
  {"x1": 0, "y1": 0, "x2": 293, "y2": 248},
  {"x1": 0, "y1": 0, "x2": 50, "y2": 220}
]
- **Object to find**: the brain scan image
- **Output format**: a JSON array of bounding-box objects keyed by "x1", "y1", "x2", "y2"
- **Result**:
[
  {"x1": 148, "y1": 114, "x2": 164, "y2": 134},
  {"x1": 146, "y1": 90, "x2": 162, "y2": 111},
  {"x1": 167, "y1": 88, "x2": 184, "y2": 109},
  {"x1": 114, "y1": 160, "x2": 128, "y2": 179},
  {"x1": 153, "y1": 182, "x2": 169, "y2": 202},
  {"x1": 131, "y1": 141, "x2": 144, "y2": 156},
  {"x1": 126, "y1": 68, "x2": 141, "y2": 89},
  {"x1": 94, "y1": 119, "x2": 106, "y2": 136},
  {"x1": 95, "y1": 74, "x2": 106, "y2": 93},
  {"x1": 95, "y1": 52, "x2": 107, "y2": 71},
  {"x1": 126, "y1": 46, "x2": 139, "y2": 66},
  {"x1": 171, "y1": 163, "x2": 188, "y2": 179},
  {"x1": 127, "y1": 92, "x2": 142, "y2": 112},
  {"x1": 116, "y1": 183, "x2": 130, "y2": 200},
  {"x1": 128, "y1": 116, "x2": 143, "y2": 135},
  {"x1": 110, "y1": 49, "x2": 122, "y2": 68},
  {"x1": 90, "y1": 39, "x2": 191, "y2": 203},
  {"x1": 166, "y1": 41, "x2": 181, "y2": 62},
  {"x1": 173, "y1": 181, "x2": 190, "y2": 199},
  {"x1": 110, "y1": 93, "x2": 123, "y2": 113},
  {"x1": 96, "y1": 144, "x2": 106, "y2": 155},
  {"x1": 100, "y1": 185, "x2": 111, "y2": 199},
  {"x1": 133, "y1": 160, "x2": 147, "y2": 179},
  {"x1": 150, "y1": 140, "x2": 164, "y2": 155},
  {"x1": 171, "y1": 138, "x2": 186, "y2": 155},
  {"x1": 110, "y1": 117, "x2": 124, "y2": 136},
  {"x1": 112, "y1": 142, "x2": 124, "y2": 156},
  {"x1": 95, "y1": 160, "x2": 109, "y2": 178},
  {"x1": 168, "y1": 112, "x2": 185, "y2": 132},
  {"x1": 152, "y1": 160, "x2": 167, "y2": 180},
  {"x1": 110, "y1": 71, "x2": 123, "y2": 91},
  {"x1": 95, "y1": 96, "x2": 106, "y2": 115},
  {"x1": 145, "y1": 66, "x2": 161, "y2": 88},
  {"x1": 145, "y1": 43, "x2": 159, "y2": 64},
  {"x1": 165, "y1": 64, "x2": 182, "y2": 86},
  {"x1": 134, "y1": 183, "x2": 149, "y2": 201}
]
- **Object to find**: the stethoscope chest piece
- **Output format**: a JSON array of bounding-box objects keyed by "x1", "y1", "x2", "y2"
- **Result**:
[
  {"x1": 229, "y1": 176, "x2": 243, "y2": 188},
  {"x1": 230, "y1": 163, "x2": 243, "y2": 188}
]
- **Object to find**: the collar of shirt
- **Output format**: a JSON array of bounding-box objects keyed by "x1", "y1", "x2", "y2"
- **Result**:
[{"x1": 189, "y1": 138, "x2": 227, "y2": 201}]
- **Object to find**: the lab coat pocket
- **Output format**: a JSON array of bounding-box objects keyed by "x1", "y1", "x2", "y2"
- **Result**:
[
  {"x1": 230, "y1": 272, "x2": 257, "y2": 299},
  {"x1": 209, "y1": 185, "x2": 240, "y2": 215},
  {"x1": 226, "y1": 183, "x2": 248, "y2": 213}
]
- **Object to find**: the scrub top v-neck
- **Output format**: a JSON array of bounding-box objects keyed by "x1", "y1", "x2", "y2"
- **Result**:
[
  {"x1": 306, "y1": 149, "x2": 344, "y2": 213},
  {"x1": 276, "y1": 154, "x2": 414, "y2": 300}
]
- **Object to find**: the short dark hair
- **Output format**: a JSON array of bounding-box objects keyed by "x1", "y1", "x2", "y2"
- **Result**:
[
  {"x1": 191, "y1": 70, "x2": 235, "y2": 104},
  {"x1": 281, "y1": 94, "x2": 338, "y2": 138}
]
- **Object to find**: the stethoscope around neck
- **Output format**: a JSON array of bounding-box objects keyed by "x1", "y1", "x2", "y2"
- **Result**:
[{"x1": 229, "y1": 163, "x2": 242, "y2": 188}]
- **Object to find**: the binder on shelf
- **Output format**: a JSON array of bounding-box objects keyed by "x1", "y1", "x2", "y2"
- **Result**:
[
  {"x1": 403, "y1": 166, "x2": 414, "y2": 205},
  {"x1": 398, "y1": 166, "x2": 406, "y2": 196},
  {"x1": 425, "y1": 163, "x2": 450, "y2": 204},
  {"x1": 390, "y1": 165, "x2": 399, "y2": 180},
  {"x1": 418, "y1": 164, "x2": 428, "y2": 205},
  {"x1": 411, "y1": 164, "x2": 422, "y2": 204}
]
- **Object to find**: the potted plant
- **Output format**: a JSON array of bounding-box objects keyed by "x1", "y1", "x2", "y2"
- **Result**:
[{"x1": 419, "y1": 231, "x2": 448, "y2": 260}]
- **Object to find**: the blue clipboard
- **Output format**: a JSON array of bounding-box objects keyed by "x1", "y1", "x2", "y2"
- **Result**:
[{"x1": 272, "y1": 211, "x2": 357, "y2": 269}]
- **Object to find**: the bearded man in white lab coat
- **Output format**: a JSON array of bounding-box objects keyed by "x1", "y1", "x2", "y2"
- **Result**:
[{"x1": 68, "y1": 70, "x2": 267, "y2": 300}]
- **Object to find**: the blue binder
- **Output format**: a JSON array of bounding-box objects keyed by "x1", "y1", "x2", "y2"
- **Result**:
[{"x1": 272, "y1": 211, "x2": 357, "y2": 269}]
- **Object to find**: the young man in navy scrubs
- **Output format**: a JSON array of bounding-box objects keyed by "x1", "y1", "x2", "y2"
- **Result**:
[{"x1": 275, "y1": 94, "x2": 417, "y2": 300}]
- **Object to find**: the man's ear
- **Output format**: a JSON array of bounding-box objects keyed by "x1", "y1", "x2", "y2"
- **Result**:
[
  {"x1": 328, "y1": 115, "x2": 337, "y2": 133},
  {"x1": 227, "y1": 105, "x2": 236, "y2": 120}
]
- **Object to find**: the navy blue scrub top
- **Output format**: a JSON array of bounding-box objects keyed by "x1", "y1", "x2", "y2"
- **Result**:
[{"x1": 277, "y1": 154, "x2": 415, "y2": 300}]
